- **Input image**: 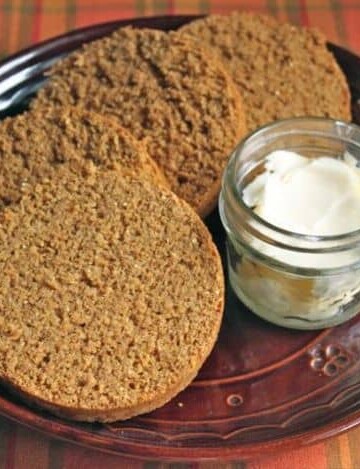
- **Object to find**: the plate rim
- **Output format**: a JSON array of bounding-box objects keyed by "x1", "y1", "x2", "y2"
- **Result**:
[{"x1": 0, "y1": 392, "x2": 359, "y2": 461}]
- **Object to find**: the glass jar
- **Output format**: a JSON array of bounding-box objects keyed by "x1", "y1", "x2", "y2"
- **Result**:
[{"x1": 219, "y1": 117, "x2": 360, "y2": 330}]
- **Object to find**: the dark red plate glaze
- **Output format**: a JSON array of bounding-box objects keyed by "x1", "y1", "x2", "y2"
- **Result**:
[{"x1": 0, "y1": 15, "x2": 360, "y2": 462}]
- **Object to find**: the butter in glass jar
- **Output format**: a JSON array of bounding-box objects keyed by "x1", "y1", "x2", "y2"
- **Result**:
[{"x1": 219, "y1": 117, "x2": 360, "y2": 329}]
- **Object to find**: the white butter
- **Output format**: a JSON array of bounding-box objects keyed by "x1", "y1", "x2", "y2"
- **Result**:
[
  {"x1": 235, "y1": 150, "x2": 360, "y2": 323},
  {"x1": 243, "y1": 151, "x2": 360, "y2": 236}
]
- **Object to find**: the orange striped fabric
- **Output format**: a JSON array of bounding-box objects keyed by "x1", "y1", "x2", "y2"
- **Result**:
[
  {"x1": 0, "y1": 0, "x2": 360, "y2": 57},
  {"x1": 0, "y1": 1, "x2": 359, "y2": 468}
]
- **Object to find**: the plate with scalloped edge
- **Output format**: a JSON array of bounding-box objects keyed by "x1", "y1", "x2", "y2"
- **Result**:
[{"x1": 0, "y1": 14, "x2": 360, "y2": 462}]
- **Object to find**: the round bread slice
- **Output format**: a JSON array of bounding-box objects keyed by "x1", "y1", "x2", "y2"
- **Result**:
[
  {"x1": 179, "y1": 12, "x2": 351, "y2": 131},
  {"x1": 0, "y1": 172, "x2": 224, "y2": 422},
  {"x1": 0, "y1": 107, "x2": 168, "y2": 205},
  {"x1": 31, "y1": 27, "x2": 247, "y2": 217}
]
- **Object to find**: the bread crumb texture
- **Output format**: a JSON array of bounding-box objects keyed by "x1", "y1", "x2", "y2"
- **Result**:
[
  {"x1": 0, "y1": 173, "x2": 224, "y2": 421},
  {"x1": 31, "y1": 27, "x2": 247, "y2": 216},
  {"x1": 179, "y1": 12, "x2": 351, "y2": 130},
  {"x1": 0, "y1": 107, "x2": 167, "y2": 207}
]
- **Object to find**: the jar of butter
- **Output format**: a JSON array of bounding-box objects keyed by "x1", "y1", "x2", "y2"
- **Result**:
[{"x1": 219, "y1": 117, "x2": 360, "y2": 329}]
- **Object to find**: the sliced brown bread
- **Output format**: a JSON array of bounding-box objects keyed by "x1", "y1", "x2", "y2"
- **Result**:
[
  {"x1": 179, "y1": 12, "x2": 351, "y2": 131},
  {"x1": 0, "y1": 107, "x2": 168, "y2": 206},
  {"x1": 31, "y1": 27, "x2": 247, "y2": 217},
  {"x1": 0, "y1": 172, "x2": 224, "y2": 422}
]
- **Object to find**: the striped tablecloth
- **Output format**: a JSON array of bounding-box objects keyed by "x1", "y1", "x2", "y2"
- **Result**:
[{"x1": 0, "y1": 1, "x2": 359, "y2": 468}]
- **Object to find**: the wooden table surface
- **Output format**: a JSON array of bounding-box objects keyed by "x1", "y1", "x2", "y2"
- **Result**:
[{"x1": 0, "y1": 1, "x2": 359, "y2": 468}]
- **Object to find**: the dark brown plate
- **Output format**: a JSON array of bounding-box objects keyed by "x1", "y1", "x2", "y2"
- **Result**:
[{"x1": 0, "y1": 15, "x2": 360, "y2": 462}]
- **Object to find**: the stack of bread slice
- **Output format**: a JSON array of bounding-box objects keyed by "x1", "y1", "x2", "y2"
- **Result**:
[{"x1": 0, "y1": 13, "x2": 351, "y2": 422}]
